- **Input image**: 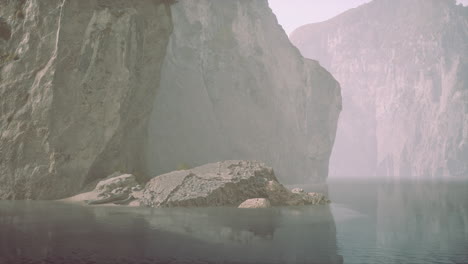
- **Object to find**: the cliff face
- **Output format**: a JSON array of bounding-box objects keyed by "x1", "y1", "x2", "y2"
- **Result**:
[
  {"x1": 146, "y1": 0, "x2": 342, "y2": 184},
  {"x1": 0, "y1": 0, "x2": 341, "y2": 199},
  {"x1": 291, "y1": 0, "x2": 468, "y2": 179},
  {"x1": 0, "y1": 0, "x2": 172, "y2": 199}
]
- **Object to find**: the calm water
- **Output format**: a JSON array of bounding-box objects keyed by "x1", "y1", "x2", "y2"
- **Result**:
[{"x1": 0, "y1": 180, "x2": 467, "y2": 264}]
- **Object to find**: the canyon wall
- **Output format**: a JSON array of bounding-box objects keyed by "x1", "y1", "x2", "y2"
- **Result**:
[
  {"x1": 0, "y1": 0, "x2": 172, "y2": 199},
  {"x1": 0, "y1": 0, "x2": 341, "y2": 199},
  {"x1": 146, "y1": 0, "x2": 342, "y2": 184},
  {"x1": 291, "y1": 0, "x2": 468, "y2": 179}
]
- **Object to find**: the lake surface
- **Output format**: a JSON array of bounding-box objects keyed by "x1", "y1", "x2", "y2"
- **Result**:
[{"x1": 0, "y1": 180, "x2": 467, "y2": 264}]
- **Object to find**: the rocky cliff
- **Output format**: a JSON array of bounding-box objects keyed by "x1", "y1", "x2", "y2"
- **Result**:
[
  {"x1": 0, "y1": 0, "x2": 341, "y2": 199},
  {"x1": 0, "y1": 0, "x2": 172, "y2": 199},
  {"x1": 291, "y1": 0, "x2": 468, "y2": 179},
  {"x1": 146, "y1": 0, "x2": 342, "y2": 184}
]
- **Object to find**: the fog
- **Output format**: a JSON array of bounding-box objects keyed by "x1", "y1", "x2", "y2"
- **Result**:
[
  {"x1": 274, "y1": 0, "x2": 468, "y2": 179},
  {"x1": 1, "y1": 0, "x2": 467, "y2": 263}
]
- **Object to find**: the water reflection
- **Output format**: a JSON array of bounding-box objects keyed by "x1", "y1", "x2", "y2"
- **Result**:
[
  {"x1": 0, "y1": 201, "x2": 342, "y2": 264},
  {"x1": 375, "y1": 180, "x2": 468, "y2": 264},
  {"x1": 329, "y1": 179, "x2": 468, "y2": 264}
]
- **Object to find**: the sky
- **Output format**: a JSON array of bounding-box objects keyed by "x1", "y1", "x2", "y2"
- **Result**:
[
  {"x1": 268, "y1": 0, "x2": 468, "y2": 35},
  {"x1": 267, "y1": 0, "x2": 371, "y2": 34}
]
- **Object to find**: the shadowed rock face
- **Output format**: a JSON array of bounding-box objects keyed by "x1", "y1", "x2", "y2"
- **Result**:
[
  {"x1": 0, "y1": 18, "x2": 11, "y2": 41},
  {"x1": 291, "y1": 0, "x2": 468, "y2": 179},
  {"x1": 0, "y1": 0, "x2": 173, "y2": 199},
  {"x1": 146, "y1": 0, "x2": 342, "y2": 185}
]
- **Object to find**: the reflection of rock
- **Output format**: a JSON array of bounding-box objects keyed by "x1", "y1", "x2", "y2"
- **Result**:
[
  {"x1": 140, "y1": 160, "x2": 330, "y2": 208},
  {"x1": 238, "y1": 198, "x2": 271, "y2": 208},
  {"x1": 0, "y1": 201, "x2": 342, "y2": 263}
]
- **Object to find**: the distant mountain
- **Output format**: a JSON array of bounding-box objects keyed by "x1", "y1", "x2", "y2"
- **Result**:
[{"x1": 291, "y1": 0, "x2": 468, "y2": 178}]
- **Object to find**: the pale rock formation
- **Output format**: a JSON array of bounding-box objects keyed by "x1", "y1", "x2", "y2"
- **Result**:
[
  {"x1": 139, "y1": 160, "x2": 330, "y2": 207},
  {"x1": 291, "y1": 0, "x2": 468, "y2": 179},
  {"x1": 65, "y1": 161, "x2": 331, "y2": 207},
  {"x1": 146, "y1": 0, "x2": 342, "y2": 184},
  {"x1": 94, "y1": 173, "x2": 138, "y2": 194},
  {"x1": 0, "y1": 0, "x2": 173, "y2": 199},
  {"x1": 238, "y1": 198, "x2": 272, "y2": 208},
  {"x1": 63, "y1": 173, "x2": 142, "y2": 205}
]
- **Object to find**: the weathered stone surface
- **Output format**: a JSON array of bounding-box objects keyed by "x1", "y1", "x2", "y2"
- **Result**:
[
  {"x1": 291, "y1": 0, "x2": 468, "y2": 179},
  {"x1": 238, "y1": 198, "x2": 271, "y2": 209},
  {"x1": 139, "y1": 161, "x2": 276, "y2": 207},
  {"x1": 0, "y1": 0, "x2": 173, "y2": 199},
  {"x1": 64, "y1": 173, "x2": 142, "y2": 205},
  {"x1": 94, "y1": 174, "x2": 138, "y2": 194},
  {"x1": 146, "y1": 0, "x2": 342, "y2": 185},
  {"x1": 139, "y1": 160, "x2": 330, "y2": 208}
]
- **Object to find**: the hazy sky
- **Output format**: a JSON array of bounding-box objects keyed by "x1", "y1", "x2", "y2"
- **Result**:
[
  {"x1": 268, "y1": 0, "x2": 371, "y2": 34},
  {"x1": 268, "y1": 0, "x2": 468, "y2": 35}
]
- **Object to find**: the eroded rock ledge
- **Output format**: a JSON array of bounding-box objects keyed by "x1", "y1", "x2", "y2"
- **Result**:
[{"x1": 65, "y1": 160, "x2": 330, "y2": 208}]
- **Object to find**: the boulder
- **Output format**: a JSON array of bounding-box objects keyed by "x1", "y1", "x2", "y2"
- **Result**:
[
  {"x1": 139, "y1": 160, "x2": 277, "y2": 207},
  {"x1": 138, "y1": 160, "x2": 330, "y2": 208},
  {"x1": 238, "y1": 198, "x2": 271, "y2": 209}
]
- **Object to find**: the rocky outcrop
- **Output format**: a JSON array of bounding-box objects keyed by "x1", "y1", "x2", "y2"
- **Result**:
[
  {"x1": 0, "y1": 0, "x2": 173, "y2": 199},
  {"x1": 1, "y1": 0, "x2": 341, "y2": 200},
  {"x1": 63, "y1": 173, "x2": 142, "y2": 205},
  {"x1": 146, "y1": 0, "x2": 342, "y2": 184},
  {"x1": 139, "y1": 160, "x2": 330, "y2": 208},
  {"x1": 66, "y1": 161, "x2": 331, "y2": 207},
  {"x1": 291, "y1": 0, "x2": 468, "y2": 179}
]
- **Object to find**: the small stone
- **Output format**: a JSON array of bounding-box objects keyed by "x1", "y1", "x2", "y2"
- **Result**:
[
  {"x1": 291, "y1": 188, "x2": 304, "y2": 194},
  {"x1": 128, "y1": 200, "x2": 141, "y2": 207},
  {"x1": 238, "y1": 198, "x2": 271, "y2": 209}
]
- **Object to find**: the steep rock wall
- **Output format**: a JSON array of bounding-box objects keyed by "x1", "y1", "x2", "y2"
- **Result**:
[
  {"x1": 0, "y1": 0, "x2": 341, "y2": 199},
  {"x1": 0, "y1": 0, "x2": 172, "y2": 199},
  {"x1": 291, "y1": 0, "x2": 468, "y2": 179},
  {"x1": 146, "y1": 0, "x2": 342, "y2": 184}
]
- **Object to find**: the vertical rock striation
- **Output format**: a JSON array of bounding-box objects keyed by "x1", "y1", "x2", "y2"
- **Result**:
[
  {"x1": 146, "y1": 0, "x2": 342, "y2": 184},
  {"x1": 291, "y1": 0, "x2": 468, "y2": 179},
  {"x1": 0, "y1": 0, "x2": 172, "y2": 199}
]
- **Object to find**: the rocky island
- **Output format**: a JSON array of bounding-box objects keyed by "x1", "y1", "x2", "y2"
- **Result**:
[{"x1": 65, "y1": 160, "x2": 330, "y2": 208}]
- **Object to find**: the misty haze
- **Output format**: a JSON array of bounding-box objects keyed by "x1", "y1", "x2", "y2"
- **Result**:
[{"x1": 0, "y1": 0, "x2": 467, "y2": 264}]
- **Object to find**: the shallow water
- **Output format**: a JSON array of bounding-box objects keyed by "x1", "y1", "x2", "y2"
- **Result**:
[{"x1": 0, "y1": 180, "x2": 467, "y2": 264}]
